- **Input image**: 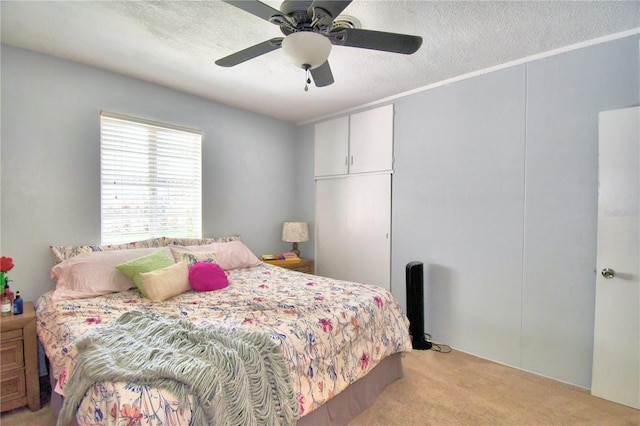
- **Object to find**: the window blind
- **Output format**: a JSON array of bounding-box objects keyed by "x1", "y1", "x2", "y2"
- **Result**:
[{"x1": 100, "y1": 112, "x2": 202, "y2": 244}]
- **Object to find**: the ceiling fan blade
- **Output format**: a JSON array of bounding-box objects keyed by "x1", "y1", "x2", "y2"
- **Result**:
[
  {"x1": 215, "y1": 38, "x2": 283, "y2": 67},
  {"x1": 330, "y1": 28, "x2": 423, "y2": 55},
  {"x1": 221, "y1": 0, "x2": 283, "y2": 22},
  {"x1": 310, "y1": 61, "x2": 334, "y2": 87},
  {"x1": 309, "y1": 1, "x2": 352, "y2": 19}
]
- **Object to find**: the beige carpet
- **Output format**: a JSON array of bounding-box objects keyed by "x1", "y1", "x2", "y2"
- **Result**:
[
  {"x1": 350, "y1": 349, "x2": 638, "y2": 426},
  {"x1": 2, "y1": 349, "x2": 638, "y2": 426}
]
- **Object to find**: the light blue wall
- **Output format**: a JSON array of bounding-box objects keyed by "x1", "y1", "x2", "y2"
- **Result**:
[
  {"x1": 391, "y1": 35, "x2": 639, "y2": 388},
  {"x1": 294, "y1": 124, "x2": 316, "y2": 256},
  {"x1": 393, "y1": 65, "x2": 527, "y2": 368},
  {"x1": 0, "y1": 45, "x2": 302, "y2": 303}
]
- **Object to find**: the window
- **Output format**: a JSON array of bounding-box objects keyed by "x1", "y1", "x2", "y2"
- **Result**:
[{"x1": 100, "y1": 112, "x2": 202, "y2": 244}]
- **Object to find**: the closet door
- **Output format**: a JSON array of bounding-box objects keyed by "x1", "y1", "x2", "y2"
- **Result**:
[
  {"x1": 315, "y1": 174, "x2": 391, "y2": 291},
  {"x1": 345, "y1": 173, "x2": 391, "y2": 291},
  {"x1": 315, "y1": 177, "x2": 349, "y2": 280}
]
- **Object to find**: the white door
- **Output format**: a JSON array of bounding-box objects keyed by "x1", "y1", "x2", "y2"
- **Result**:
[
  {"x1": 315, "y1": 177, "x2": 350, "y2": 279},
  {"x1": 345, "y1": 173, "x2": 391, "y2": 291},
  {"x1": 591, "y1": 106, "x2": 639, "y2": 409},
  {"x1": 315, "y1": 174, "x2": 392, "y2": 291}
]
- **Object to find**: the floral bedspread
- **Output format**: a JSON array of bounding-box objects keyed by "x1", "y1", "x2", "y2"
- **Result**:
[{"x1": 36, "y1": 263, "x2": 412, "y2": 425}]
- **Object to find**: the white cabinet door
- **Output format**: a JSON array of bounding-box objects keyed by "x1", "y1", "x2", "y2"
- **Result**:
[
  {"x1": 315, "y1": 174, "x2": 391, "y2": 291},
  {"x1": 314, "y1": 104, "x2": 393, "y2": 177},
  {"x1": 349, "y1": 104, "x2": 394, "y2": 174},
  {"x1": 314, "y1": 116, "x2": 349, "y2": 177}
]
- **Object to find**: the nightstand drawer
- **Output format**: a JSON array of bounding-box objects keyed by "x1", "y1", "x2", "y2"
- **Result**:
[
  {"x1": 0, "y1": 368, "x2": 27, "y2": 402},
  {"x1": 289, "y1": 264, "x2": 313, "y2": 274},
  {"x1": 1, "y1": 329, "x2": 22, "y2": 342},
  {"x1": 266, "y1": 258, "x2": 315, "y2": 275},
  {"x1": 0, "y1": 339, "x2": 24, "y2": 371}
]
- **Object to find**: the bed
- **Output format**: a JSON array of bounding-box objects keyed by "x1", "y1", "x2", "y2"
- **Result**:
[{"x1": 36, "y1": 236, "x2": 412, "y2": 425}]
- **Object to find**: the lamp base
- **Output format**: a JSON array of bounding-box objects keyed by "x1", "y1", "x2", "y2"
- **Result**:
[{"x1": 290, "y1": 242, "x2": 300, "y2": 257}]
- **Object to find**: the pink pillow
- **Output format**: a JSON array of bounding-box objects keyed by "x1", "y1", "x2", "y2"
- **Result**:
[
  {"x1": 50, "y1": 247, "x2": 172, "y2": 301},
  {"x1": 188, "y1": 262, "x2": 229, "y2": 291}
]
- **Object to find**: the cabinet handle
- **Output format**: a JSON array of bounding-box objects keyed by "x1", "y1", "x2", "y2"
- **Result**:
[
  {"x1": 345, "y1": 157, "x2": 348, "y2": 166},
  {"x1": 350, "y1": 156, "x2": 354, "y2": 165}
]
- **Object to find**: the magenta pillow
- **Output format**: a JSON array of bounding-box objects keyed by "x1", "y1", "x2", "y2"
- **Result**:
[{"x1": 188, "y1": 262, "x2": 229, "y2": 291}]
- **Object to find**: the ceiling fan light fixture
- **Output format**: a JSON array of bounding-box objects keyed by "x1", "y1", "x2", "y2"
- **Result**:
[{"x1": 282, "y1": 31, "x2": 332, "y2": 70}]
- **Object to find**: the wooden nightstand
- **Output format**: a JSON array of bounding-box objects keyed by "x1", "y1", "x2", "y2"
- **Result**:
[
  {"x1": 269, "y1": 258, "x2": 315, "y2": 275},
  {"x1": 1, "y1": 302, "x2": 40, "y2": 412}
]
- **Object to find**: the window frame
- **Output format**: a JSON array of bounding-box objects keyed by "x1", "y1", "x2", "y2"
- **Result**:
[{"x1": 100, "y1": 112, "x2": 203, "y2": 245}]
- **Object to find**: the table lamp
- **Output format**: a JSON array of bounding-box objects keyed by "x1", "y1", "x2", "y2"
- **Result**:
[{"x1": 282, "y1": 221, "x2": 309, "y2": 257}]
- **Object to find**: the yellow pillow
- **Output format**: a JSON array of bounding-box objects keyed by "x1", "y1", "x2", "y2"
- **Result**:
[
  {"x1": 116, "y1": 248, "x2": 176, "y2": 297},
  {"x1": 138, "y1": 261, "x2": 190, "y2": 302}
]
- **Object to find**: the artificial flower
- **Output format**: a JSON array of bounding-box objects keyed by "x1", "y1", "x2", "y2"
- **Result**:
[
  {"x1": 0, "y1": 257, "x2": 13, "y2": 293},
  {"x1": 0, "y1": 257, "x2": 14, "y2": 273}
]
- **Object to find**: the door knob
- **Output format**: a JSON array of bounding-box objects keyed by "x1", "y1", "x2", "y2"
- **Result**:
[{"x1": 601, "y1": 268, "x2": 615, "y2": 279}]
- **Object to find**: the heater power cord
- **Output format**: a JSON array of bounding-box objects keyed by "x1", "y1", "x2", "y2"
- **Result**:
[{"x1": 423, "y1": 333, "x2": 452, "y2": 353}]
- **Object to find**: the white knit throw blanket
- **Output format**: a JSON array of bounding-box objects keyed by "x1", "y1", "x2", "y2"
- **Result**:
[{"x1": 57, "y1": 310, "x2": 299, "y2": 426}]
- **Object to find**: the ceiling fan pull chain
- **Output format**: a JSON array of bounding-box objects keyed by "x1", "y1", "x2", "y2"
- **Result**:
[{"x1": 304, "y1": 64, "x2": 311, "y2": 92}]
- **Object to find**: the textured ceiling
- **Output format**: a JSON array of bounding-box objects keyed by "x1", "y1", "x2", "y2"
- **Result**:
[{"x1": 1, "y1": 1, "x2": 639, "y2": 124}]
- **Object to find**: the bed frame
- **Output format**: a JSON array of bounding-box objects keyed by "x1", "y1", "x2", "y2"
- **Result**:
[{"x1": 49, "y1": 352, "x2": 403, "y2": 425}]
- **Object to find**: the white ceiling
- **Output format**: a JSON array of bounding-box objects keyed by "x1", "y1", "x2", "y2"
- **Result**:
[{"x1": 1, "y1": 1, "x2": 639, "y2": 124}]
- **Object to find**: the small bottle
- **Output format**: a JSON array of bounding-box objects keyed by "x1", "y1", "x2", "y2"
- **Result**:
[
  {"x1": 12, "y1": 291, "x2": 23, "y2": 315},
  {"x1": 1, "y1": 283, "x2": 14, "y2": 316},
  {"x1": 1, "y1": 294, "x2": 11, "y2": 316}
]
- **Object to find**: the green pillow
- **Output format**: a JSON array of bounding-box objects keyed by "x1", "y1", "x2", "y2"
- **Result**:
[{"x1": 116, "y1": 248, "x2": 176, "y2": 297}]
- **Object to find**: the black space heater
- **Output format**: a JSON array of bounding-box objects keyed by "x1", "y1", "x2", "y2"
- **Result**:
[{"x1": 406, "y1": 261, "x2": 432, "y2": 350}]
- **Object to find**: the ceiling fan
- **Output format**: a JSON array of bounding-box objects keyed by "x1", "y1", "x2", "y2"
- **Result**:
[{"x1": 215, "y1": 0, "x2": 423, "y2": 89}]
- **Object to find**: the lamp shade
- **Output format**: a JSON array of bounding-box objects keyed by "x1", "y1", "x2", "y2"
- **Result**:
[
  {"x1": 282, "y1": 32, "x2": 332, "y2": 70},
  {"x1": 282, "y1": 221, "x2": 310, "y2": 243}
]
